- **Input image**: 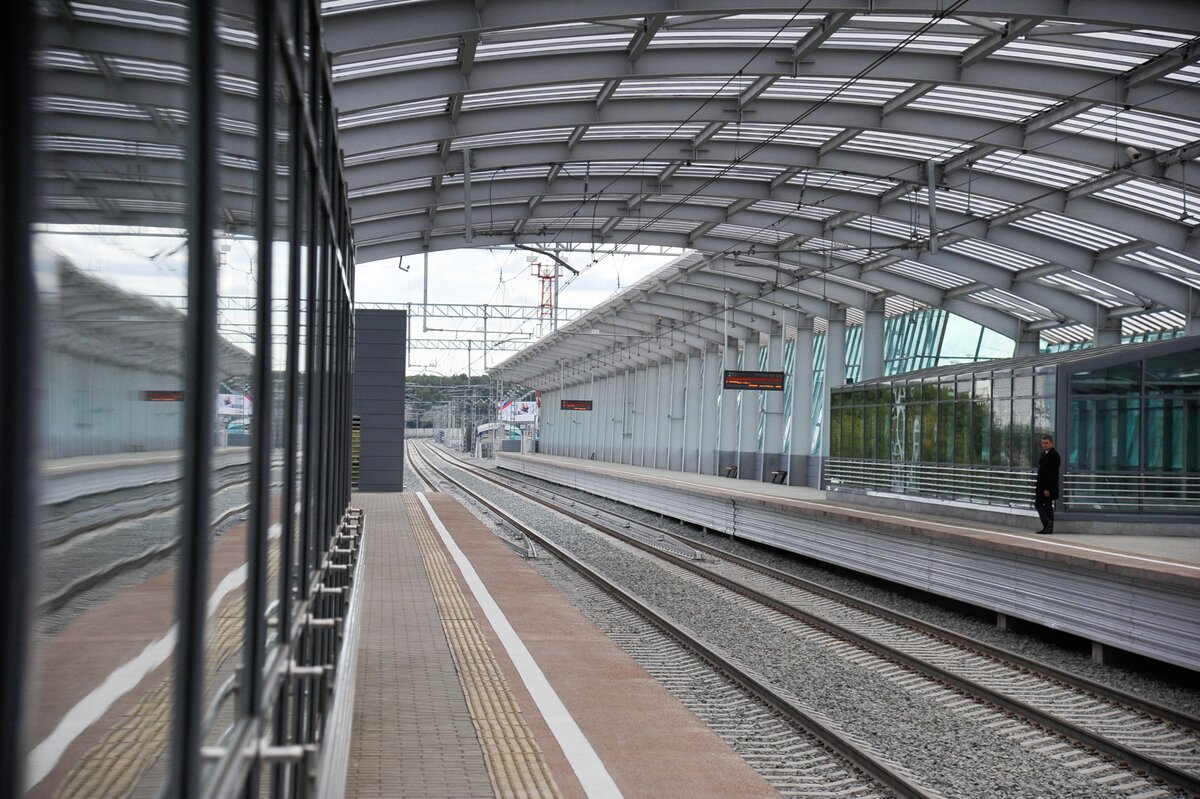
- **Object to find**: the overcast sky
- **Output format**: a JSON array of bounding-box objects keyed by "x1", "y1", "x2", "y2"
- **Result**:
[
  {"x1": 37, "y1": 227, "x2": 678, "y2": 378},
  {"x1": 357, "y1": 247, "x2": 679, "y2": 376}
]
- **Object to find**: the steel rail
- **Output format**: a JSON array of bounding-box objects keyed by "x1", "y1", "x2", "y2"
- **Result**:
[
  {"x1": 37, "y1": 499, "x2": 257, "y2": 616},
  {"x1": 426, "y1": 445, "x2": 1200, "y2": 796},
  {"x1": 409, "y1": 445, "x2": 937, "y2": 799},
  {"x1": 41, "y1": 474, "x2": 255, "y2": 549},
  {"x1": 495, "y1": 463, "x2": 1200, "y2": 734}
]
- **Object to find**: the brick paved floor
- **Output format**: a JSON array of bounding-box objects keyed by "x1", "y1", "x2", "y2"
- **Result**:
[{"x1": 346, "y1": 492, "x2": 493, "y2": 799}]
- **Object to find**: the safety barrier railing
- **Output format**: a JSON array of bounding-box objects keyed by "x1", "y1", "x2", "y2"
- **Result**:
[
  {"x1": 199, "y1": 507, "x2": 366, "y2": 799},
  {"x1": 825, "y1": 459, "x2": 1035, "y2": 506}
]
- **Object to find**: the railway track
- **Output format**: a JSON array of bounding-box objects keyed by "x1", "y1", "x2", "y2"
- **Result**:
[
  {"x1": 414, "y1": 442, "x2": 1200, "y2": 798},
  {"x1": 38, "y1": 474, "x2": 280, "y2": 616}
]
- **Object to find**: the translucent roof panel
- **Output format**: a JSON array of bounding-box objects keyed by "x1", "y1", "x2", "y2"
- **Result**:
[
  {"x1": 883, "y1": 260, "x2": 974, "y2": 290},
  {"x1": 762, "y1": 77, "x2": 912, "y2": 105},
  {"x1": 943, "y1": 239, "x2": 1047, "y2": 272},
  {"x1": 907, "y1": 86, "x2": 1057, "y2": 122},
  {"x1": 461, "y1": 83, "x2": 605, "y2": 111},
  {"x1": 450, "y1": 128, "x2": 574, "y2": 150},
  {"x1": 1050, "y1": 105, "x2": 1200, "y2": 151},
  {"x1": 613, "y1": 77, "x2": 745, "y2": 99},
  {"x1": 713, "y1": 123, "x2": 843, "y2": 148},
  {"x1": 787, "y1": 170, "x2": 899, "y2": 195},
  {"x1": 972, "y1": 150, "x2": 1105, "y2": 189},
  {"x1": 582, "y1": 124, "x2": 707, "y2": 141},
  {"x1": 839, "y1": 130, "x2": 972, "y2": 162},
  {"x1": 1010, "y1": 212, "x2": 1137, "y2": 251}
]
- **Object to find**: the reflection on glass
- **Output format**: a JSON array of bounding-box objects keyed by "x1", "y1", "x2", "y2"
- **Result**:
[
  {"x1": 202, "y1": 2, "x2": 260, "y2": 760},
  {"x1": 30, "y1": 3, "x2": 187, "y2": 794}
]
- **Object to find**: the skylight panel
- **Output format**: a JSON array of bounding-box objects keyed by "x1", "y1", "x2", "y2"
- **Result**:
[
  {"x1": 903, "y1": 187, "x2": 1011, "y2": 218},
  {"x1": 1050, "y1": 105, "x2": 1200, "y2": 151},
  {"x1": 788, "y1": 170, "x2": 898, "y2": 195},
  {"x1": 333, "y1": 48, "x2": 457, "y2": 80},
  {"x1": 1037, "y1": 272, "x2": 1127, "y2": 307},
  {"x1": 37, "y1": 135, "x2": 183, "y2": 160},
  {"x1": 344, "y1": 142, "x2": 437, "y2": 166},
  {"x1": 799, "y1": 237, "x2": 873, "y2": 263},
  {"x1": 883, "y1": 260, "x2": 973, "y2": 290},
  {"x1": 613, "y1": 78, "x2": 743, "y2": 98},
  {"x1": 651, "y1": 30, "x2": 810, "y2": 49},
  {"x1": 907, "y1": 86, "x2": 1055, "y2": 122},
  {"x1": 70, "y1": 2, "x2": 188, "y2": 33},
  {"x1": 885, "y1": 295, "x2": 927, "y2": 316},
  {"x1": 943, "y1": 238, "x2": 1045, "y2": 271},
  {"x1": 713, "y1": 124, "x2": 842, "y2": 148},
  {"x1": 583, "y1": 124, "x2": 706, "y2": 140},
  {"x1": 1119, "y1": 247, "x2": 1200, "y2": 289},
  {"x1": 1010, "y1": 212, "x2": 1136, "y2": 251},
  {"x1": 824, "y1": 29, "x2": 977, "y2": 55},
  {"x1": 972, "y1": 150, "x2": 1104, "y2": 189},
  {"x1": 615, "y1": 218, "x2": 697, "y2": 233},
  {"x1": 462, "y1": 82, "x2": 604, "y2": 111},
  {"x1": 450, "y1": 128, "x2": 573, "y2": 150},
  {"x1": 991, "y1": 40, "x2": 1147, "y2": 72},
  {"x1": 710, "y1": 224, "x2": 789, "y2": 244},
  {"x1": 348, "y1": 176, "x2": 432, "y2": 198},
  {"x1": 38, "y1": 97, "x2": 156, "y2": 121},
  {"x1": 969, "y1": 289, "x2": 1053, "y2": 321},
  {"x1": 657, "y1": 194, "x2": 736, "y2": 208},
  {"x1": 676, "y1": 162, "x2": 780, "y2": 181},
  {"x1": 1122, "y1": 310, "x2": 1186, "y2": 335},
  {"x1": 750, "y1": 200, "x2": 838, "y2": 221},
  {"x1": 339, "y1": 98, "x2": 447, "y2": 127},
  {"x1": 846, "y1": 215, "x2": 925, "y2": 240},
  {"x1": 1041, "y1": 324, "x2": 1093, "y2": 345},
  {"x1": 476, "y1": 32, "x2": 630, "y2": 60},
  {"x1": 443, "y1": 165, "x2": 550, "y2": 184},
  {"x1": 762, "y1": 77, "x2": 912, "y2": 105},
  {"x1": 1094, "y1": 178, "x2": 1200, "y2": 225},
  {"x1": 1164, "y1": 64, "x2": 1200, "y2": 85},
  {"x1": 840, "y1": 130, "x2": 971, "y2": 162},
  {"x1": 577, "y1": 161, "x2": 668, "y2": 177}
]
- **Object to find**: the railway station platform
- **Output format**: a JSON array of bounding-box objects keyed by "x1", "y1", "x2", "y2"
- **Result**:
[
  {"x1": 494, "y1": 452, "x2": 1200, "y2": 674},
  {"x1": 347, "y1": 490, "x2": 779, "y2": 799}
]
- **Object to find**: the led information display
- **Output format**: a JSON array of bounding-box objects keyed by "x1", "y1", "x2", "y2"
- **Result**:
[
  {"x1": 723, "y1": 370, "x2": 785, "y2": 391},
  {"x1": 560, "y1": 399, "x2": 594, "y2": 411},
  {"x1": 139, "y1": 390, "x2": 185, "y2": 401}
]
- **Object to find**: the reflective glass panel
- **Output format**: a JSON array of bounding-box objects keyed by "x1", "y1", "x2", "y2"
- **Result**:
[{"x1": 30, "y1": 3, "x2": 187, "y2": 793}]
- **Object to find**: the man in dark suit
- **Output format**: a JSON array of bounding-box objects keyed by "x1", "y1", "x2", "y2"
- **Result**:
[{"x1": 1035, "y1": 435, "x2": 1061, "y2": 534}]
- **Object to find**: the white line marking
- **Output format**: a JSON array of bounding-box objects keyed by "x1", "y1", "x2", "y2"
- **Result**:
[
  {"x1": 539, "y1": 457, "x2": 1200, "y2": 574},
  {"x1": 26, "y1": 523, "x2": 281, "y2": 790},
  {"x1": 416, "y1": 493, "x2": 624, "y2": 799}
]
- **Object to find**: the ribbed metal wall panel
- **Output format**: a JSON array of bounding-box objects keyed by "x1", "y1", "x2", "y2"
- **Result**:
[{"x1": 498, "y1": 454, "x2": 1200, "y2": 671}]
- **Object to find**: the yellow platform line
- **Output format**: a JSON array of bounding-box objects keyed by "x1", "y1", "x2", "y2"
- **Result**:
[{"x1": 406, "y1": 495, "x2": 561, "y2": 799}]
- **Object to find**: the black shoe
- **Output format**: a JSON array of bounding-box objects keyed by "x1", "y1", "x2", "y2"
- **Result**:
[{"x1": 1036, "y1": 529, "x2": 1052, "y2": 535}]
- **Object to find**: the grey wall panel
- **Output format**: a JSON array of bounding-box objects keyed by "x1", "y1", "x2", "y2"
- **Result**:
[
  {"x1": 352, "y1": 309, "x2": 406, "y2": 491},
  {"x1": 496, "y1": 454, "x2": 1200, "y2": 671}
]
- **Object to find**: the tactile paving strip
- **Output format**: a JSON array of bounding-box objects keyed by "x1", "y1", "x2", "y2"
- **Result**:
[{"x1": 405, "y1": 495, "x2": 561, "y2": 799}]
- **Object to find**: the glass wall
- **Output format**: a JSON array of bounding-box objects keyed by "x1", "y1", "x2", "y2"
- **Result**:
[
  {"x1": 828, "y1": 339, "x2": 1200, "y2": 514},
  {"x1": 1067, "y1": 347, "x2": 1200, "y2": 512},
  {"x1": 8, "y1": 2, "x2": 359, "y2": 796}
]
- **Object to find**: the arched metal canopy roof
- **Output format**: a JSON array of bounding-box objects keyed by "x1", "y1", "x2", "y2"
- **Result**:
[
  {"x1": 322, "y1": 0, "x2": 1200, "y2": 379},
  {"x1": 31, "y1": 1, "x2": 1200, "y2": 383}
]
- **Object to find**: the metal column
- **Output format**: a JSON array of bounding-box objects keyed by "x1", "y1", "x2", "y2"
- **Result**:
[
  {"x1": 699, "y1": 346, "x2": 722, "y2": 475},
  {"x1": 718, "y1": 339, "x2": 739, "y2": 475},
  {"x1": 763, "y1": 326, "x2": 785, "y2": 481},
  {"x1": 737, "y1": 336, "x2": 761, "y2": 480},
  {"x1": 862, "y1": 304, "x2": 885, "y2": 380},
  {"x1": 683, "y1": 350, "x2": 703, "y2": 472},
  {"x1": 820, "y1": 309, "x2": 848, "y2": 484},
  {"x1": 790, "y1": 318, "x2": 816, "y2": 486}
]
